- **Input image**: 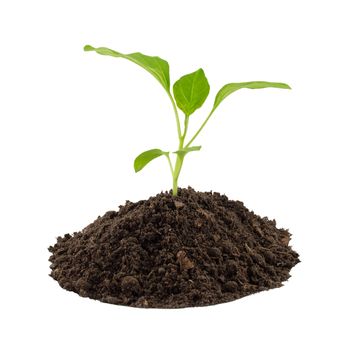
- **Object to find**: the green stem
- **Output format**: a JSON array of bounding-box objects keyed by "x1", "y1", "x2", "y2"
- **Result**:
[
  {"x1": 165, "y1": 153, "x2": 174, "y2": 176},
  {"x1": 172, "y1": 154, "x2": 184, "y2": 196},
  {"x1": 185, "y1": 109, "x2": 214, "y2": 148},
  {"x1": 167, "y1": 92, "x2": 182, "y2": 139},
  {"x1": 172, "y1": 115, "x2": 189, "y2": 196},
  {"x1": 182, "y1": 115, "x2": 189, "y2": 142}
]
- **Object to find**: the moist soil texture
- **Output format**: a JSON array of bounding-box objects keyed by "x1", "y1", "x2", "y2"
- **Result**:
[{"x1": 48, "y1": 188, "x2": 299, "y2": 308}]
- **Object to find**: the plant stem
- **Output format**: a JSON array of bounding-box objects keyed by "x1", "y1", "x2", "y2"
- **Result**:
[
  {"x1": 165, "y1": 153, "x2": 174, "y2": 176},
  {"x1": 167, "y1": 92, "x2": 182, "y2": 139},
  {"x1": 182, "y1": 115, "x2": 189, "y2": 142},
  {"x1": 172, "y1": 115, "x2": 189, "y2": 196},
  {"x1": 185, "y1": 109, "x2": 214, "y2": 147},
  {"x1": 172, "y1": 154, "x2": 184, "y2": 196}
]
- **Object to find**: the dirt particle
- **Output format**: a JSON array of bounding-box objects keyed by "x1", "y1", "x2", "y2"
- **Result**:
[
  {"x1": 207, "y1": 247, "x2": 222, "y2": 258},
  {"x1": 174, "y1": 200, "x2": 185, "y2": 209},
  {"x1": 158, "y1": 267, "x2": 166, "y2": 275},
  {"x1": 223, "y1": 281, "x2": 238, "y2": 292},
  {"x1": 121, "y1": 276, "x2": 141, "y2": 296},
  {"x1": 177, "y1": 250, "x2": 195, "y2": 270}
]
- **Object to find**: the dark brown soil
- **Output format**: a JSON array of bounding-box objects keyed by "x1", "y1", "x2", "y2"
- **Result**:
[{"x1": 48, "y1": 188, "x2": 299, "y2": 308}]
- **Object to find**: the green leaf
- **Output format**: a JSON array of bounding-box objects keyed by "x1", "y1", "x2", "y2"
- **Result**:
[
  {"x1": 173, "y1": 68, "x2": 210, "y2": 116},
  {"x1": 134, "y1": 149, "x2": 168, "y2": 173},
  {"x1": 174, "y1": 146, "x2": 202, "y2": 156},
  {"x1": 84, "y1": 45, "x2": 170, "y2": 92},
  {"x1": 212, "y1": 81, "x2": 291, "y2": 112}
]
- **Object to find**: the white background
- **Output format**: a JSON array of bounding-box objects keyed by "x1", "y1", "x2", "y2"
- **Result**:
[{"x1": 1, "y1": 0, "x2": 349, "y2": 349}]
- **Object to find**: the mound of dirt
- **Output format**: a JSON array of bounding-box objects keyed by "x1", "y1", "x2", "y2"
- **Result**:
[{"x1": 48, "y1": 188, "x2": 299, "y2": 308}]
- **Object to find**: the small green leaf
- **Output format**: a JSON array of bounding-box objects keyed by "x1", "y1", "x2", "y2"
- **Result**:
[
  {"x1": 84, "y1": 45, "x2": 170, "y2": 92},
  {"x1": 174, "y1": 146, "x2": 202, "y2": 156},
  {"x1": 173, "y1": 69, "x2": 210, "y2": 116},
  {"x1": 212, "y1": 81, "x2": 291, "y2": 112},
  {"x1": 134, "y1": 149, "x2": 168, "y2": 173}
]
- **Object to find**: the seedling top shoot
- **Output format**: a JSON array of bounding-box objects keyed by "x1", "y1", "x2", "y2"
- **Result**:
[{"x1": 84, "y1": 45, "x2": 290, "y2": 195}]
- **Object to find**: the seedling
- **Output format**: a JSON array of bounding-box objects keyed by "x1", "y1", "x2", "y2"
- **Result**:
[{"x1": 84, "y1": 45, "x2": 290, "y2": 195}]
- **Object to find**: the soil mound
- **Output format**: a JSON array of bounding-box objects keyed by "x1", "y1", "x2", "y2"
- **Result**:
[{"x1": 48, "y1": 188, "x2": 299, "y2": 308}]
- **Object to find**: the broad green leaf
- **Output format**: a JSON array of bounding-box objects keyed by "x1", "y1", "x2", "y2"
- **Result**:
[
  {"x1": 212, "y1": 81, "x2": 291, "y2": 112},
  {"x1": 134, "y1": 149, "x2": 168, "y2": 173},
  {"x1": 174, "y1": 146, "x2": 202, "y2": 156},
  {"x1": 173, "y1": 69, "x2": 210, "y2": 116},
  {"x1": 84, "y1": 45, "x2": 170, "y2": 92}
]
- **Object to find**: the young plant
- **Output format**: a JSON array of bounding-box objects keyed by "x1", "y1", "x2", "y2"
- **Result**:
[{"x1": 84, "y1": 45, "x2": 291, "y2": 196}]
